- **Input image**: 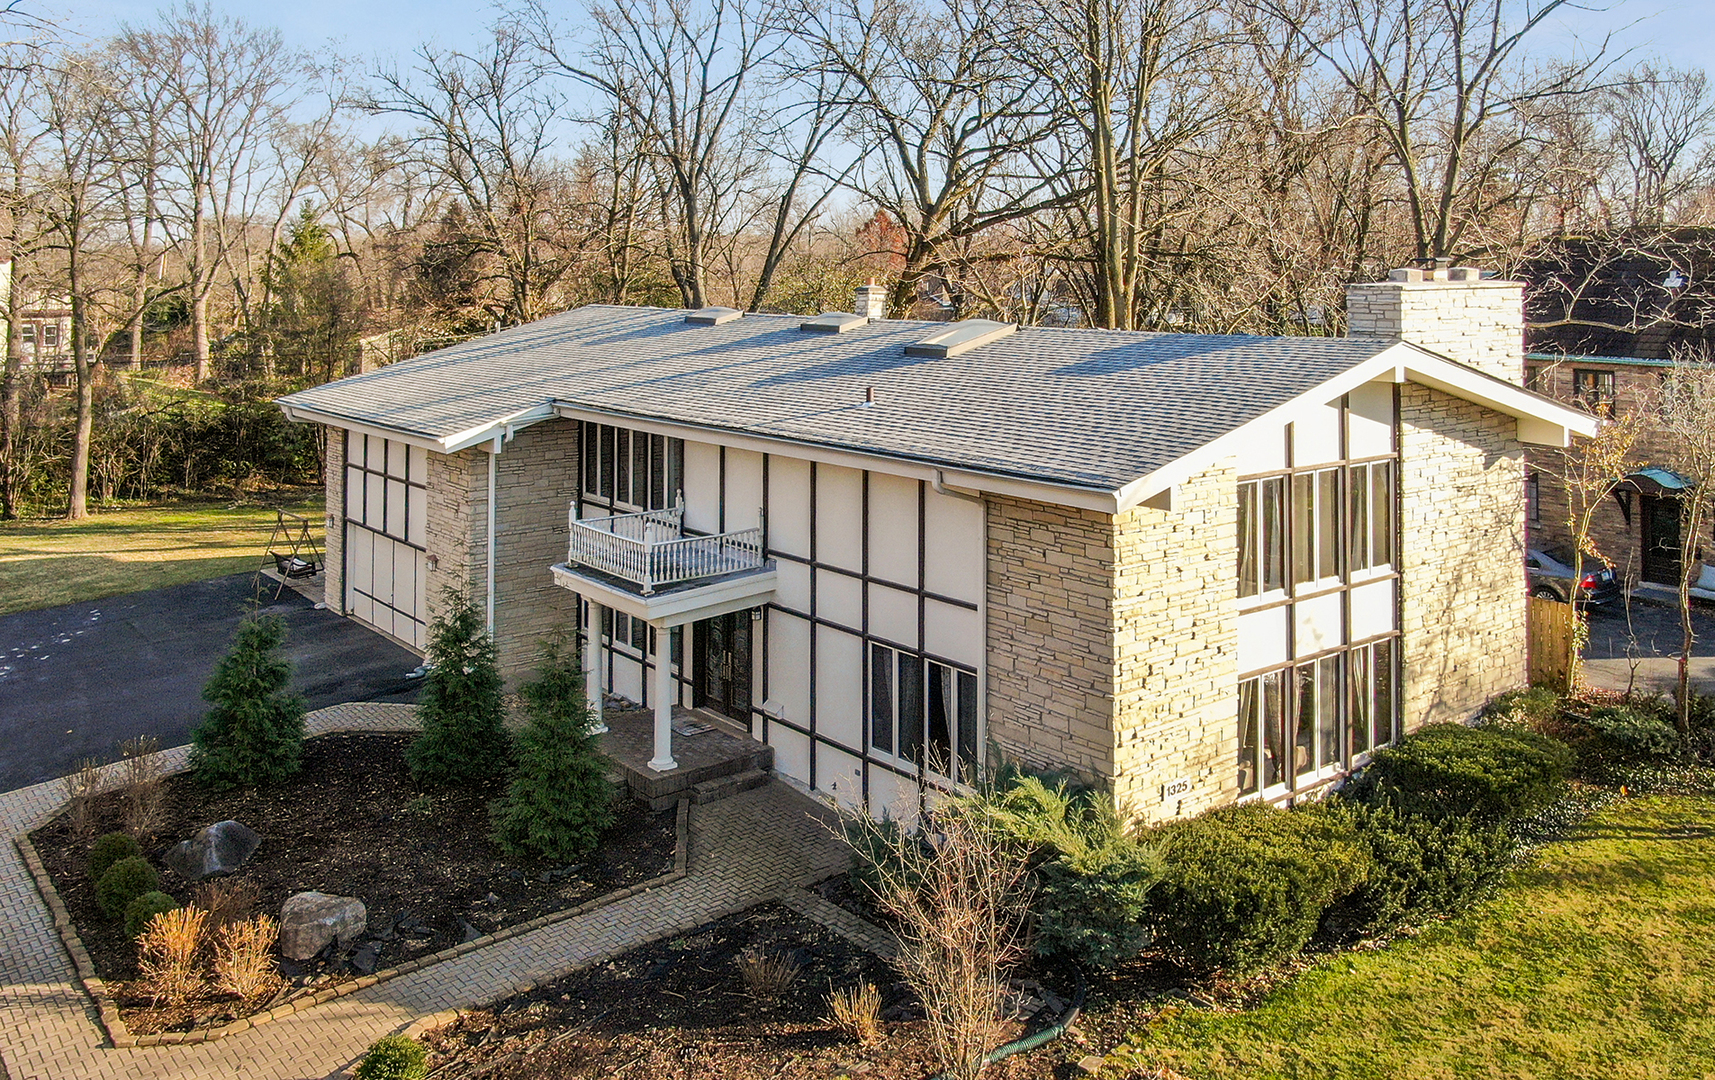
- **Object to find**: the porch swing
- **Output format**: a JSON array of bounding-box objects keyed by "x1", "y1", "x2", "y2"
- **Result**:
[{"x1": 254, "y1": 509, "x2": 323, "y2": 603}]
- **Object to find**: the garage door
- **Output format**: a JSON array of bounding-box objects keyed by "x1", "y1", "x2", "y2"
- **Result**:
[{"x1": 344, "y1": 432, "x2": 429, "y2": 650}]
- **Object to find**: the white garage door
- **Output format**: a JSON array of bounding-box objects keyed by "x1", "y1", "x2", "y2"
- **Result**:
[{"x1": 344, "y1": 433, "x2": 429, "y2": 650}]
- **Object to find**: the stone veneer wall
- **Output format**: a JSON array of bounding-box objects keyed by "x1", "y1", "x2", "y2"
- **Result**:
[
  {"x1": 984, "y1": 496, "x2": 1118, "y2": 785},
  {"x1": 1347, "y1": 276, "x2": 1525, "y2": 385},
  {"x1": 323, "y1": 430, "x2": 345, "y2": 612},
  {"x1": 985, "y1": 461, "x2": 1238, "y2": 826},
  {"x1": 1398, "y1": 383, "x2": 1528, "y2": 726},
  {"x1": 420, "y1": 419, "x2": 582, "y2": 681},
  {"x1": 1110, "y1": 463, "x2": 1238, "y2": 823}
]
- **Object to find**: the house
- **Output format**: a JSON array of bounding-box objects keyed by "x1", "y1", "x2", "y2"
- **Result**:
[
  {"x1": 1523, "y1": 352, "x2": 1704, "y2": 589},
  {"x1": 277, "y1": 270, "x2": 1593, "y2": 823},
  {"x1": 7, "y1": 293, "x2": 74, "y2": 376}
]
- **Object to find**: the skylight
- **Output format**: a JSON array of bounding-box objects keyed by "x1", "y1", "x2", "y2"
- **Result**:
[
  {"x1": 799, "y1": 311, "x2": 870, "y2": 333},
  {"x1": 685, "y1": 306, "x2": 743, "y2": 325},
  {"x1": 904, "y1": 319, "x2": 1017, "y2": 358}
]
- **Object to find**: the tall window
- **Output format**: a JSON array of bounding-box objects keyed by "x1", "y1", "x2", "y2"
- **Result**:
[
  {"x1": 1347, "y1": 461, "x2": 1395, "y2": 574},
  {"x1": 19, "y1": 324, "x2": 34, "y2": 345},
  {"x1": 1526, "y1": 472, "x2": 1541, "y2": 525},
  {"x1": 41, "y1": 324, "x2": 59, "y2": 348},
  {"x1": 870, "y1": 644, "x2": 977, "y2": 784},
  {"x1": 1238, "y1": 477, "x2": 1286, "y2": 598},
  {"x1": 1291, "y1": 468, "x2": 1341, "y2": 587},
  {"x1": 1238, "y1": 642, "x2": 1398, "y2": 796},
  {"x1": 1572, "y1": 369, "x2": 1615, "y2": 414},
  {"x1": 582, "y1": 423, "x2": 683, "y2": 511}
]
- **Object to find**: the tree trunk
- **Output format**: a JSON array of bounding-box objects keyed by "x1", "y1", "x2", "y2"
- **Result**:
[
  {"x1": 192, "y1": 284, "x2": 211, "y2": 382},
  {"x1": 68, "y1": 260, "x2": 92, "y2": 520},
  {"x1": 0, "y1": 268, "x2": 21, "y2": 521}
]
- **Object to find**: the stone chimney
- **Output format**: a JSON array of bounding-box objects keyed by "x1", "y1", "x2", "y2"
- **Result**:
[
  {"x1": 1346, "y1": 266, "x2": 1525, "y2": 385},
  {"x1": 854, "y1": 281, "x2": 888, "y2": 321}
]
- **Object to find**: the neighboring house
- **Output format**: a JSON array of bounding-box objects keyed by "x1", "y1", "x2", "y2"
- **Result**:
[
  {"x1": 9, "y1": 294, "x2": 74, "y2": 375},
  {"x1": 1521, "y1": 229, "x2": 1715, "y2": 360},
  {"x1": 278, "y1": 271, "x2": 1592, "y2": 823},
  {"x1": 1523, "y1": 352, "x2": 1704, "y2": 588}
]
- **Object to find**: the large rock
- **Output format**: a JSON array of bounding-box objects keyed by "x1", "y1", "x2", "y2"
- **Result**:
[
  {"x1": 163, "y1": 820, "x2": 261, "y2": 881},
  {"x1": 279, "y1": 892, "x2": 367, "y2": 961}
]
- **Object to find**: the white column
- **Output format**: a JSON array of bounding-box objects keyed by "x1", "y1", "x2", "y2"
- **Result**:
[
  {"x1": 648, "y1": 622, "x2": 677, "y2": 772},
  {"x1": 584, "y1": 600, "x2": 607, "y2": 735}
]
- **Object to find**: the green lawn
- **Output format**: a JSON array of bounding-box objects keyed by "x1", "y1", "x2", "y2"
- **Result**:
[
  {"x1": 0, "y1": 495, "x2": 324, "y2": 617},
  {"x1": 1114, "y1": 794, "x2": 1715, "y2": 1080}
]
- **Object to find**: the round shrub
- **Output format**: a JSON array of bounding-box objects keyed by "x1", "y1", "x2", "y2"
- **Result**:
[
  {"x1": 1035, "y1": 839, "x2": 1165, "y2": 968},
  {"x1": 356, "y1": 1034, "x2": 428, "y2": 1080},
  {"x1": 96, "y1": 856, "x2": 159, "y2": 920},
  {"x1": 1144, "y1": 802, "x2": 1371, "y2": 974},
  {"x1": 1335, "y1": 801, "x2": 1515, "y2": 933},
  {"x1": 1347, "y1": 722, "x2": 1574, "y2": 823},
  {"x1": 88, "y1": 832, "x2": 142, "y2": 884},
  {"x1": 1584, "y1": 705, "x2": 1680, "y2": 762},
  {"x1": 123, "y1": 891, "x2": 180, "y2": 939}
]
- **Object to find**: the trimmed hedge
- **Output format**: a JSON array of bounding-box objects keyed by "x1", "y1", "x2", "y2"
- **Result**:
[
  {"x1": 1584, "y1": 705, "x2": 1680, "y2": 761},
  {"x1": 1145, "y1": 802, "x2": 1370, "y2": 974},
  {"x1": 123, "y1": 891, "x2": 181, "y2": 939},
  {"x1": 88, "y1": 832, "x2": 142, "y2": 884},
  {"x1": 1334, "y1": 801, "x2": 1516, "y2": 932},
  {"x1": 96, "y1": 856, "x2": 160, "y2": 920},
  {"x1": 1346, "y1": 722, "x2": 1573, "y2": 823}
]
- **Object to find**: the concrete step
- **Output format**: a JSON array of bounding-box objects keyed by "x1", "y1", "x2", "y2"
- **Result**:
[{"x1": 691, "y1": 768, "x2": 771, "y2": 805}]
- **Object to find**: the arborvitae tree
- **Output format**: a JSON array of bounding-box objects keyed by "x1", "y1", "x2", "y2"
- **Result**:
[
  {"x1": 406, "y1": 588, "x2": 510, "y2": 786},
  {"x1": 492, "y1": 634, "x2": 615, "y2": 861},
  {"x1": 191, "y1": 614, "x2": 306, "y2": 789}
]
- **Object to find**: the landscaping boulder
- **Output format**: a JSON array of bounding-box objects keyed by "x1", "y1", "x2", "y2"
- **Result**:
[
  {"x1": 163, "y1": 820, "x2": 261, "y2": 881},
  {"x1": 279, "y1": 891, "x2": 367, "y2": 960}
]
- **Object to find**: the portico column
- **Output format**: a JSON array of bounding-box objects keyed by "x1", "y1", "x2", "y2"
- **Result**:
[
  {"x1": 648, "y1": 622, "x2": 677, "y2": 772},
  {"x1": 584, "y1": 600, "x2": 607, "y2": 736}
]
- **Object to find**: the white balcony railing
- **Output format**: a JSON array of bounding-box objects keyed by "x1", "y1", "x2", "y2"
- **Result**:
[{"x1": 566, "y1": 505, "x2": 766, "y2": 594}]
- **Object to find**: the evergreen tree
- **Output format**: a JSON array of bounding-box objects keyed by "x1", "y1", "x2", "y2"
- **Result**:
[
  {"x1": 191, "y1": 614, "x2": 306, "y2": 789},
  {"x1": 406, "y1": 588, "x2": 510, "y2": 786},
  {"x1": 492, "y1": 634, "x2": 616, "y2": 861}
]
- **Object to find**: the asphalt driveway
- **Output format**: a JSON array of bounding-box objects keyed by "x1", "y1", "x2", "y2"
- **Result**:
[
  {"x1": 0, "y1": 573, "x2": 422, "y2": 792},
  {"x1": 1583, "y1": 597, "x2": 1715, "y2": 696}
]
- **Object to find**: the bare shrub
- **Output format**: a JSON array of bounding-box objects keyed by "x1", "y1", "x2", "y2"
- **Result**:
[
  {"x1": 192, "y1": 878, "x2": 259, "y2": 931},
  {"x1": 118, "y1": 735, "x2": 166, "y2": 840},
  {"x1": 848, "y1": 802, "x2": 1033, "y2": 1080},
  {"x1": 62, "y1": 759, "x2": 105, "y2": 841},
  {"x1": 737, "y1": 946, "x2": 801, "y2": 1000},
  {"x1": 138, "y1": 906, "x2": 208, "y2": 1006},
  {"x1": 214, "y1": 914, "x2": 281, "y2": 1002},
  {"x1": 826, "y1": 981, "x2": 882, "y2": 1043}
]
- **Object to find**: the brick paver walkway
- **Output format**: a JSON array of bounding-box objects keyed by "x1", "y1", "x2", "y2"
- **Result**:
[{"x1": 0, "y1": 703, "x2": 851, "y2": 1080}]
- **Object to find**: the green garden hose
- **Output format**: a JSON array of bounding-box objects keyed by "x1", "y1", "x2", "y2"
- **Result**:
[{"x1": 928, "y1": 967, "x2": 1088, "y2": 1079}]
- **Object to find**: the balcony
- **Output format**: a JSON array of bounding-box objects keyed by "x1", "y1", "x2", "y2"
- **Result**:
[{"x1": 551, "y1": 505, "x2": 776, "y2": 626}]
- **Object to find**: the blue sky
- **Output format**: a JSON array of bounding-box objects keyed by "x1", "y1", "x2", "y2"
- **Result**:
[{"x1": 50, "y1": 0, "x2": 1715, "y2": 71}]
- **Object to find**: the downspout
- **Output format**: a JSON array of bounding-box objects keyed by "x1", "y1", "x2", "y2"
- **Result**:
[{"x1": 932, "y1": 469, "x2": 984, "y2": 505}]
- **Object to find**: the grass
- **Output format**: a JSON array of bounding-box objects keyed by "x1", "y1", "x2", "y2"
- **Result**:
[
  {"x1": 0, "y1": 493, "x2": 323, "y2": 617},
  {"x1": 1116, "y1": 793, "x2": 1715, "y2": 1080}
]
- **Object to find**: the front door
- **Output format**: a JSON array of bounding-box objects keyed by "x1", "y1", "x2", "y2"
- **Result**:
[
  {"x1": 695, "y1": 611, "x2": 752, "y2": 724},
  {"x1": 1641, "y1": 494, "x2": 1683, "y2": 586}
]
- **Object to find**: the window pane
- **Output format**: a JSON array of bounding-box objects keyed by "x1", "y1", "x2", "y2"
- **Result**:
[
  {"x1": 870, "y1": 645, "x2": 894, "y2": 754},
  {"x1": 958, "y1": 670, "x2": 978, "y2": 782},
  {"x1": 1318, "y1": 655, "x2": 1341, "y2": 770},
  {"x1": 600, "y1": 426, "x2": 615, "y2": 499},
  {"x1": 1238, "y1": 482, "x2": 1257, "y2": 598},
  {"x1": 1375, "y1": 638, "x2": 1397, "y2": 744},
  {"x1": 1372, "y1": 461, "x2": 1394, "y2": 567},
  {"x1": 616, "y1": 429, "x2": 631, "y2": 505},
  {"x1": 631, "y1": 614, "x2": 647, "y2": 652},
  {"x1": 1292, "y1": 473, "x2": 1314, "y2": 586},
  {"x1": 1262, "y1": 478, "x2": 1285, "y2": 592},
  {"x1": 1262, "y1": 671, "x2": 1285, "y2": 788},
  {"x1": 899, "y1": 657, "x2": 924, "y2": 763},
  {"x1": 650, "y1": 435, "x2": 667, "y2": 509},
  {"x1": 668, "y1": 439, "x2": 685, "y2": 506},
  {"x1": 1239, "y1": 678, "x2": 1260, "y2": 795},
  {"x1": 926, "y1": 662, "x2": 953, "y2": 776},
  {"x1": 583, "y1": 423, "x2": 598, "y2": 496},
  {"x1": 1350, "y1": 646, "x2": 1372, "y2": 756},
  {"x1": 1317, "y1": 469, "x2": 1338, "y2": 580},
  {"x1": 1348, "y1": 465, "x2": 1370, "y2": 573},
  {"x1": 1295, "y1": 665, "x2": 1315, "y2": 779},
  {"x1": 632, "y1": 431, "x2": 649, "y2": 507}
]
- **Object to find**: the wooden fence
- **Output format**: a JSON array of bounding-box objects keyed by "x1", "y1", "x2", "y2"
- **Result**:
[{"x1": 1527, "y1": 595, "x2": 1577, "y2": 688}]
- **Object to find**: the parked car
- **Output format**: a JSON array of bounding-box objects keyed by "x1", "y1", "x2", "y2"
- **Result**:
[{"x1": 1526, "y1": 549, "x2": 1623, "y2": 607}]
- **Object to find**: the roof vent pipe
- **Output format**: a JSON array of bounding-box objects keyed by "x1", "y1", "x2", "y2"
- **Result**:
[{"x1": 855, "y1": 281, "x2": 887, "y2": 321}]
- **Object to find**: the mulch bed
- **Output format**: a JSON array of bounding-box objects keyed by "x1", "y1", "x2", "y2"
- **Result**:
[
  {"x1": 28, "y1": 732, "x2": 675, "y2": 1035},
  {"x1": 421, "y1": 902, "x2": 1090, "y2": 1080}
]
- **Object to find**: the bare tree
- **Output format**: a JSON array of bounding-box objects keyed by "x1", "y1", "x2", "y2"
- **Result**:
[
  {"x1": 1650, "y1": 350, "x2": 1715, "y2": 734},
  {"x1": 1551, "y1": 396, "x2": 1641, "y2": 693},
  {"x1": 1602, "y1": 63, "x2": 1715, "y2": 229},
  {"x1": 0, "y1": 43, "x2": 46, "y2": 520}
]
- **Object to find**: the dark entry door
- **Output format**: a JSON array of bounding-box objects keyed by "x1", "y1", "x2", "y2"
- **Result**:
[
  {"x1": 694, "y1": 611, "x2": 752, "y2": 724},
  {"x1": 1641, "y1": 494, "x2": 1682, "y2": 586}
]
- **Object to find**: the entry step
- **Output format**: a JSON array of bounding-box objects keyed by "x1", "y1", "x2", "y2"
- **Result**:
[{"x1": 691, "y1": 769, "x2": 771, "y2": 804}]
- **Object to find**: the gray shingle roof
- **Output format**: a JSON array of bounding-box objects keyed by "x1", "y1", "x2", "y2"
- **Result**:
[{"x1": 280, "y1": 305, "x2": 1394, "y2": 491}]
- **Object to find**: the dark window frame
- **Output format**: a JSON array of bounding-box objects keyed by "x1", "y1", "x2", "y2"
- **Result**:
[{"x1": 1572, "y1": 369, "x2": 1616, "y2": 414}]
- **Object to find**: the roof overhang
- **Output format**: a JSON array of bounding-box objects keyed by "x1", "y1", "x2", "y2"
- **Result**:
[
  {"x1": 277, "y1": 400, "x2": 557, "y2": 454},
  {"x1": 1115, "y1": 343, "x2": 1600, "y2": 512}
]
